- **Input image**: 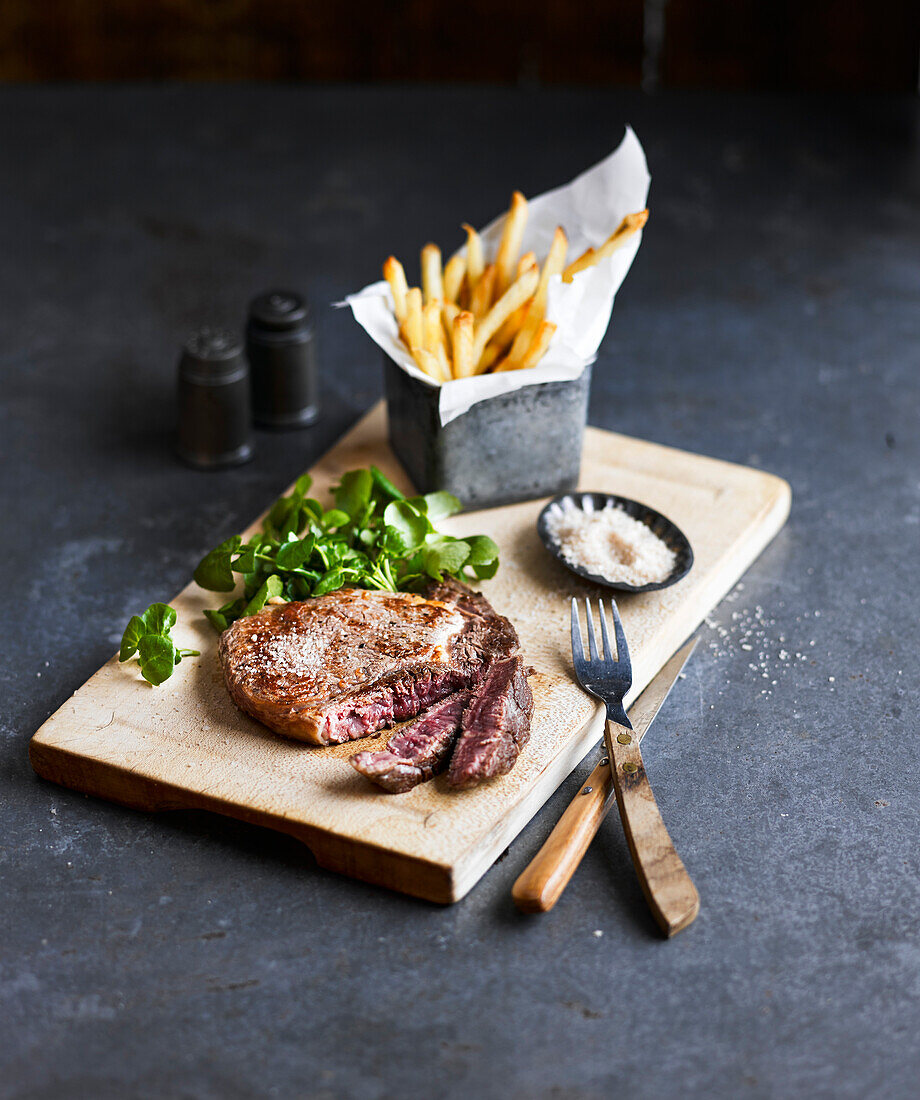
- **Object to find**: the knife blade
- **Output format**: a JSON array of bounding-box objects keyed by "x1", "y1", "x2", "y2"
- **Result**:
[
  {"x1": 512, "y1": 637, "x2": 698, "y2": 913},
  {"x1": 615, "y1": 636, "x2": 698, "y2": 743}
]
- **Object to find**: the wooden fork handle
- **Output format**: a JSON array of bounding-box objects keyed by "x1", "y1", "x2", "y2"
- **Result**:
[
  {"x1": 607, "y1": 719, "x2": 700, "y2": 937},
  {"x1": 512, "y1": 756, "x2": 613, "y2": 913}
]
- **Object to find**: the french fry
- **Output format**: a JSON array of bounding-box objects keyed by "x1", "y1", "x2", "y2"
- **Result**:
[
  {"x1": 421, "y1": 243, "x2": 443, "y2": 303},
  {"x1": 451, "y1": 311, "x2": 475, "y2": 379},
  {"x1": 492, "y1": 303, "x2": 530, "y2": 350},
  {"x1": 461, "y1": 223, "x2": 484, "y2": 289},
  {"x1": 519, "y1": 320, "x2": 557, "y2": 369},
  {"x1": 423, "y1": 299, "x2": 444, "y2": 354},
  {"x1": 593, "y1": 209, "x2": 648, "y2": 260},
  {"x1": 507, "y1": 225, "x2": 567, "y2": 365},
  {"x1": 491, "y1": 255, "x2": 539, "y2": 348},
  {"x1": 423, "y1": 298, "x2": 452, "y2": 379},
  {"x1": 411, "y1": 346, "x2": 447, "y2": 383},
  {"x1": 563, "y1": 209, "x2": 648, "y2": 283},
  {"x1": 517, "y1": 251, "x2": 537, "y2": 278},
  {"x1": 403, "y1": 287, "x2": 423, "y2": 350},
  {"x1": 495, "y1": 190, "x2": 528, "y2": 296},
  {"x1": 478, "y1": 342, "x2": 503, "y2": 373},
  {"x1": 562, "y1": 247, "x2": 596, "y2": 283},
  {"x1": 469, "y1": 263, "x2": 496, "y2": 319},
  {"x1": 443, "y1": 254, "x2": 466, "y2": 304},
  {"x1": 435, "y1": 344, "x2": 453, "y2": 380},
  {"x1": 441, "y1": 301, "x2": 460, "y2": 351},
  {"x1": 383, "y1": 256, "x2": 409, "y2": 323},
  {"x1": 471, "y1": 267, "x2": 539, "y2": 369}
]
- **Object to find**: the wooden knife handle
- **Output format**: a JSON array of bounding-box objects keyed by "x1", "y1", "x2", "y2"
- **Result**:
[
  {"x1": 512, "y1": 755, "x2": 614, "y2": 913},
  {"x1": 607, "y1": 719, "x2": 700, "y2": 937}
]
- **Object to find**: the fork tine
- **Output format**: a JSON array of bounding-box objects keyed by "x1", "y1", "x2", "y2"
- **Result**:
[
  {"x1": 584, "y1": 599, "x2": 600, "y2": 662},
  {"x1": 598, "y1": 599, "x2": 614, "y2": 662},
  {"x1": 570, "y1": 598, "x2": 584, "y2": 662},
  {"x1": 609, "y1": 596, "x2": 630, "y2": 671}
]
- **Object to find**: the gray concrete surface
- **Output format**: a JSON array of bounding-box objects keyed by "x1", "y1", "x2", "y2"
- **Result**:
[{"x1": 1, "y1": 86, "x2": 918, "y2": 1100}]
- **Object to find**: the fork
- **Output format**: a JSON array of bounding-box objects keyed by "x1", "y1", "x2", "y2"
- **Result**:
[{"x1": 571, "y1": 597, "x2": 700, "y2": 936}]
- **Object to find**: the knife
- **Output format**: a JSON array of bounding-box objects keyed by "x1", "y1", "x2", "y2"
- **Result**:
[{"x1": 512, "y1": 637, "x2": 698, "y2": 914}]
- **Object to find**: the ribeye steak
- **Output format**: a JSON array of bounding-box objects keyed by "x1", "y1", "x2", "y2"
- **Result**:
[
  {"x1": 218, "y1": 580, "x2": 518, "y2": 746},
  {"x1": 447, "y1": 656, "x2": 534, "y2": 790},
  {"x1": 349, "y1": 690, "x2": 471, "y2": 793}
]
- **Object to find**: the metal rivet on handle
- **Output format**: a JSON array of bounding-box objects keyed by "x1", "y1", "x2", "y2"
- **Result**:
[
  {"x1": 617, "y1": 732, "x2": 632, "y2": 744},
  {"x1": 622, "y1": 762, "x2": 638, "y2": 774},
  {"x1": 581, "y1": 786, "x2": 593, "y2": 795}
]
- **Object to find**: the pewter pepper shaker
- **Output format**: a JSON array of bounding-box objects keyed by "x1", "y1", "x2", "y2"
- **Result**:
[
  {"x1": 176, "y1": 327, "x2": 254, "y2": 469},
  {"x1": 246, "y1": 290, "x2": 319, "y2": 429}
]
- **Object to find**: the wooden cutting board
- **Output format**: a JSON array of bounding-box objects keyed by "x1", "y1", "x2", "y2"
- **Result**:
[{"x1": 30, "y1": 403, "x2": 790, "y2": 903}]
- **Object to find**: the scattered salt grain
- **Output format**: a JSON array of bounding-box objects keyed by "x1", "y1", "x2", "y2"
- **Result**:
[{"x1": 545, "y1": 503, "x2": 676, "y2": 586}]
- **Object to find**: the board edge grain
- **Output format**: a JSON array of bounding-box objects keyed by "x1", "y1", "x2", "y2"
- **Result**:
[{"x1": 29, "y1": 736, "x2": 458, "y2": 905}]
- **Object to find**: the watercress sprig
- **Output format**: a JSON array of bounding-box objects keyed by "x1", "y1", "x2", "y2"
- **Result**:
[
  {"x1": 194, "y1": 465, "x2": 500, "y2": 632},
  {"x1": 119, "y1": 602, "x2": 199, "y2": 686}
]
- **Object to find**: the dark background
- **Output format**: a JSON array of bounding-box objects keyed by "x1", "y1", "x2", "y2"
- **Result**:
[
  {"x1": 2, "y1": 0, "x2": 919, "y2": 91},
  {"x1": 3, "y1": 6, "x2": 920, "y2": 1100}
]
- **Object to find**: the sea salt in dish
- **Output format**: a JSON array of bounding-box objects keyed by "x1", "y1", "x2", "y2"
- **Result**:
[
  {"x1": 537, "y1": 492, "x2": 694, "y2": 593},
  {"x1": 546, "y1": 502, "x2": 675, "y2": 586}
]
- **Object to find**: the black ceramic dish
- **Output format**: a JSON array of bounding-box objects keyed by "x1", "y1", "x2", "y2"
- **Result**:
[{"x1": 537, "y1": 492, "x2": 694, "y2": 593}]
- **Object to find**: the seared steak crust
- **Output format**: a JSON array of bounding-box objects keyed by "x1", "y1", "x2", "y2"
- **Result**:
[
  {"x1": 219, "y1": 580, "x2": 518, "y2": 745},
  {"x1": 446, "y1": 656, "x2": 534, "y2": 790},
  {"x1": 349, "y1": 690, "x2": 470, "y2": 793}
]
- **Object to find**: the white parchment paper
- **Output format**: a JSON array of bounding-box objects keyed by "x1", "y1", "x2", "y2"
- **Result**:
[{"x1": 344, "y1": 127, "x2": 650, "y2": 425}]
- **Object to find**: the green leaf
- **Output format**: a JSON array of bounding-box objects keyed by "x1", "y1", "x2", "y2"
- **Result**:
[
  {"x1": 321, "y1": 509, "x2": 350, "y2": 530},
  {"x1": 194, "y1": 536, "x2": 241, "y2": 592},
  {"x1": 232, "y1": 546, "x2": 258, "y2": 574},
  {"x1": 141, "y1": 603, "x2": 177, "y2": 636},
  {"x1": 243, "y1": 574, "x2": 284, "y2": 617},
  {"x1": 471, "y1": 559, "x2": 499, "y2": 580},
  {"x1": 423, "y1": 539, "x2": 470, "y2": 581},
  {"x1": 279, "y1": 506, "x2": 305, "y2": 540},
  {"x1": 334, "y1": 469, "x2": 374, "y2": 518},
  {"x1": 420, "y1": 491, "x2": 462, "y2": 522},
  {"x1": 203, "y1": 609, "x2": 228, "y2": 633},
  {"x1": 207, "y1": 596, "x2": 248, "y2": 631},
  {"x1": 266, "y1": 496, "x2": 293, "y2": 533},
  {"x1": 384, "y1": 501, "x2": 432, "y2": 552},
  {"x1": 294, "y1": 472, "x2": 312, "y2": 496},
  {"x1": 275, "y1": 536, "x2": 315, "y2": 570},
  {"x1": 370, "y1": 466, "x2": 405, "y2": 502},
  {"x1": 464, "y1": 534, "x2": 500, "y2": 566},
  {"x1": 119, "y1": 615, "x2": 147, "y2": 662},
  {"x1": 313, "y1": 567, "x2": 345, "y2": 596},
  {"x1": 290, "y1": 576, "x2": 314, "y2": 599},
  {"x1": 137, "y1": 634, "x2": 178, "y2": 686}
]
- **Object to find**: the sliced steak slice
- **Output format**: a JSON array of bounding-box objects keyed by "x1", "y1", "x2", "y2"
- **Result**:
[
  {"x1": 219, "y1": 581, "x2": 518, "y2": 746},
  {"x1": 349, "y1": 690, "x2": 470, "y2": 793},
  {"x1": 446, "y1": 656, "x2": 534, "y2": 790}
]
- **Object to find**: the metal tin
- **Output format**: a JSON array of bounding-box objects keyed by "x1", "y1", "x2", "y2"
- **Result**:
[
  {"x1": 246, "y1": 290, "x2": 319, "y2": 429},
  {"x1": 176, "y1": 328, "x2": 254, "y2": 469},
  {"x1": 384, "y1": 355, "x2": 592, "y2": 511}
]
